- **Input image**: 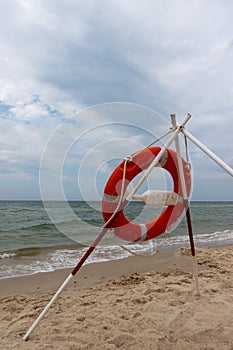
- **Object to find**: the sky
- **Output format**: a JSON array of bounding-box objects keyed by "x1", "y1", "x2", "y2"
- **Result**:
[{"x1": 0, "y1": 0, "x2": 233, "y2": 201}]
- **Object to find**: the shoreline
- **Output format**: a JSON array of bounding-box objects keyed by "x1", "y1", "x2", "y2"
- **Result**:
[
  {"x1": 1, "y1": 238, "x2": 233, "y2": 282},
  {"x1": 0, "y1": 248, "x2": 194, "y2": 296},
  {"x1": 0, "y1": 243, "x2": 232, "y2": 297}
]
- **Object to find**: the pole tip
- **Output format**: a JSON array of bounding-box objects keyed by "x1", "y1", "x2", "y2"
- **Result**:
[{"x1": 170, "y1": 114, "x2": 176, "y2": 127}]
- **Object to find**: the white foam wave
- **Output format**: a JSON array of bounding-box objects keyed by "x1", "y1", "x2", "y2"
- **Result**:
[
  {"x1": 0, "y1": 252, "x2": 16, "y2": 259},
  {"x1": 1, "y1": 229, "x2": 233, "y2": 279},
  {"x1": 165, "y1": 229, "x2": 233, "y2": 248}
]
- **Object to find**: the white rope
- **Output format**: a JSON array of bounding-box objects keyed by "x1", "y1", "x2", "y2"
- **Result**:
[
  {"x1": 109, "y1": 230, "x2": 170, "y2": 257},
  {"x1": 102, "y1": 157, "x2": 129, "y2": 229},
  {"x1": 131, "y1": 128, "x2": 173, "y2": 158}
]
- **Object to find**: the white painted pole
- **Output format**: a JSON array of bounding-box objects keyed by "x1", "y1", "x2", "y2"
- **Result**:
[
  {"x1": 171, "y1": 114, "x2": 200, "y2": 296},
  {"x1": 23, "y1": 273, "x2": 73, "y2": 341},
  {"x1": 182, "y1": 128, "x2": 233, "y2": 177}
]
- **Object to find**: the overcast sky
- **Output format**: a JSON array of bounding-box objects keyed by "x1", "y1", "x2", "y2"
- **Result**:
[{"x1": 0, "y1": 0, "x2": 233, "y2": 201}]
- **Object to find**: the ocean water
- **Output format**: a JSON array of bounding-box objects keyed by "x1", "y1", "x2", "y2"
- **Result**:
[{"x1": 0, "y1": 201, "x2": 232, "y2": 279}]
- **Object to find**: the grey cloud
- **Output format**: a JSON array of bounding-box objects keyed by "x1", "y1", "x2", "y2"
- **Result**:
[{"x1": 0, "y1": 0, "x2": 233, "y2": 199}]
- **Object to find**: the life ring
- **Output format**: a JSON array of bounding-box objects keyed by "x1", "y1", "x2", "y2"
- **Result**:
[{"x1": 102, "y1": 146, "x2": 191, "y2": 242}]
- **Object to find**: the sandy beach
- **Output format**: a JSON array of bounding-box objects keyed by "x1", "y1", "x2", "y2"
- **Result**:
[{"x1": 1, "y1": 245, "x2": 233, "y2": 349}]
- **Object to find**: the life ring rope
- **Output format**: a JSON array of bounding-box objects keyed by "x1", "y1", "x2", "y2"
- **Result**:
[{"x1": 102, "y1": 157, "x2": 129, "y2": 229}]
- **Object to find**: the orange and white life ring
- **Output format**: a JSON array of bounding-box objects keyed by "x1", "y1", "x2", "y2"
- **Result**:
[{"x1": 102, "y1": 146, "x2": 191, "y2": 242}]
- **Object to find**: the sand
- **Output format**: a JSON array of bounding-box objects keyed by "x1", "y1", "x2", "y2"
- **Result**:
[{"x1": 1, "y1": 245, "x2": 233, "y2": 349}]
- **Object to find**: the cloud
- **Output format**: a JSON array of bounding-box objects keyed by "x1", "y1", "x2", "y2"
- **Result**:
[
  {"x1": 0, "y1": 0, "x2": 232, "y2": 200},
  {"x1": 39, "y1": 103, "x2": 170, "y2": 201}
]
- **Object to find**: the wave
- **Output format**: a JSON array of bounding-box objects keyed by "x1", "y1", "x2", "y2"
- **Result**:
[
  {"x1": 0, "y1": 221, "x2": 68, "y2": 232},
  {"x1": 0, "y1": 252, "x2": 16, "y2": 259},
  {"x1": 0, "y1": 242, "x2": 83, "y2": 260},
  {"x1": 0, "y1": 222, "x2": 55, "y2": 233},
  {"x1": 0, "y1": 244, "x2": 131, "y2": 279},
  {"x1": 21, "y1": 219, "x2": 88, "y2": 232},
  {"x1": 0, "y1": 206, "x2": 43, "y2": 212},
  {"x1": 25, "y1": 222, "x2": 56, "y2": 231},
  {"x1": 165, "y1": 229, "x2": 233, "y2": 248},
  {"x1": 0, "y1": 218, "x2": 102, "y2": 234},
  {"x1": 1, "y1": 229, "x2": 233, "y2": 279}
]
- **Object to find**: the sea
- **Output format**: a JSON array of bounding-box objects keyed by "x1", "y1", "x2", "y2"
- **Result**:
[{"x1": 0, "y1": 201, "x2": 232, "y2": 279}]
